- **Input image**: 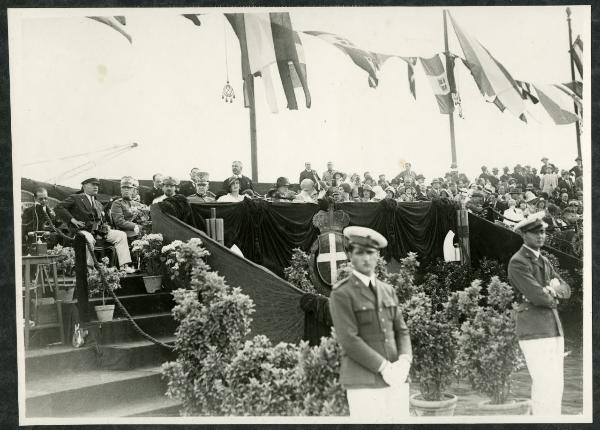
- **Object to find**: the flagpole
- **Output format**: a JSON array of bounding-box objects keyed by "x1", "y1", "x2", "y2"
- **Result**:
[
  {"x1": 247, "y1": 78, "x2": 259, "y2": 183},
  {"x1": 443, "y1": 10, "x2": 458, "y2": 170},
  {"x1": 566, "y1": 7, "x2": 582, "y2": 160}
]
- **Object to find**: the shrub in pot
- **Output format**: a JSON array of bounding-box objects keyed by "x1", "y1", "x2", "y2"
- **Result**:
[
  {"x1": 402, "y1": 290, "x2": 458, "y2": 416},
  {"x1": 132, "y1": 233, "x2": 165, "y2": 293},
  {"x1": 451, "y1": 277, "x2": 528, "y2": 415},
  {"x1": 162, "y1": 238, "x2": 210, "y2": 290},
  {"x1": 87, "y1": 257, "x2": 124, "y2": 322},
  {"x1": 48, "y1": 245, "x2": 76, "y2": 300}
]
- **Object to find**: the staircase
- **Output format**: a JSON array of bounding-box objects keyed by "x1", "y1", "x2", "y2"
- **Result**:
[{"x1": 24, "y1": 275, "x2": 182, "y2": 418}]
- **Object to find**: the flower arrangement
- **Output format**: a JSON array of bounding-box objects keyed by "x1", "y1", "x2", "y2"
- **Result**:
[
  {"x1": 283, "y1": 248, "x2": 317, "y2": 294},
  {"x1": 47, "y1": 245, "x2": 76, "y2": 278},
  {"x1": 162, "y1": 238, "x2": 210, "y2": 288},
  {"x1": 130, "y1": 203, "x2": 152, "y2": 235},
  {"x1": 131, "y1": 233, "x2": 164, "y2": 275},
  {"x1": 87, "y1": 257, "x2": 125, "y2": 304}
]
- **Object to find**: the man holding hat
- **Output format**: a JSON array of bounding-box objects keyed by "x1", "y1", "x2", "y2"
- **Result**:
[
  {"x1": 110, "y1": 176, "x2": 144, "y2": 239},
  {"x1": 56, "y1": 178, "x2": 135, "y2": 273},
  {"x1": 329, "y1": 226, "x2": 412, "y2": 420},
  {"x1": 153, "y1": 176, "x2": 179, "y2": 204},
  {"x1": 508, "y1": 212, "x2": 571, "y2": 416}
]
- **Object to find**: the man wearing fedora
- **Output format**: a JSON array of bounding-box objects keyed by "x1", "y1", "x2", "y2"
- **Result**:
[
  {"x1": 508, "y1": 212, "x2": 571, "y2": 416},
  {"x1": 56, "y1": 177, "x2": 135, "y2": 273},
  {"x1": 329, "y1": 226, "x2": 412, "y2": 420}
]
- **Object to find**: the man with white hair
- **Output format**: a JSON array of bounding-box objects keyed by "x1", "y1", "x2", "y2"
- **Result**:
[
  {"x1": 223, "y1": 160, "x2": 254, "y2": 194},
  {"x1": 293, "y1": 178, "x2": 318, "y2": 203}
]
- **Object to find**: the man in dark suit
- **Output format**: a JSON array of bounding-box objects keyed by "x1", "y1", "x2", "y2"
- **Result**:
[
  {"x1": 299, "y1": 162, "x2": 322, "y2": 191},
  {"x1": 143, "y1": 173, "x2": 164, "y2": 205},
  {"x1": 55, "y1": 178, "x2": 135, "y2": 273},
  {"x1": 179, "y1": 168, "x2": 202, "y2": 197},
  {"x1": 508, "y1": 212, "x2": 571, "y2": 416},
  {"x1": 222, "y1": 160, "x2": 254, "y2": 194},
  {"x1": 329, "y1": 226, "x2": 412, "y2": 419},
  {"x1": 22, "y1": 187, "x2": 57, "y2": 237}
]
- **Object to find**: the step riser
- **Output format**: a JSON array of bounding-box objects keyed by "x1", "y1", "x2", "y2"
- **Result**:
[
  {"x1": 128, "y1": 403, "x2": 181, "y2": 417},
  {"x1": 26, "y1": 343, "x2": 175, "y2": 380},
  {"x1": 26, "y1": 373, "x2": 167, "y2": 417},
  {"x1": 61, "y1": 293, "x2": 175, "y2": 318},
  {"x1": 91, "y1": 315, "x2": 178, "y2": 345}
]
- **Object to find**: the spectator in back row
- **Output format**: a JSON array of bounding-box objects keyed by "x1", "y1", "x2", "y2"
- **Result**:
[
  {"x1": 299, "y1": 162, "x2": 322, "y2": 190},
  {"x1": 143, "y1": 173, "x2": 164, "y2": 205},
  {"x1": 223, "y1": 160, "x2": 254, "y2": 194},
  {"x1": 153, "y1": 176, "x2": 178, "y2": 204}
]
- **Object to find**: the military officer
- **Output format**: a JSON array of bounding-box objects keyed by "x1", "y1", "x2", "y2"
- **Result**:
[
  {"x1": 110, "y1": 176, "x2": 143, "y2": 239},
  {"x1": 329, "y1": 226, "x2": 412, "y2": 421},
  {"x1": 508, "y1": 212, "x2": 571, "y2": 416},
  {"x1": 187, "y1": 173, "x2": 216, "y2": 203}
]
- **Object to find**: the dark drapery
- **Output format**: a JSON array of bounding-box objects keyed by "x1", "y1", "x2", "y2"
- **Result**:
[
  {"x1": 190, "y1": 199, "x2": 458, "y2": 277},
  {"x1": 151, "y1": 205, "x2": 305, "y2": 345}
]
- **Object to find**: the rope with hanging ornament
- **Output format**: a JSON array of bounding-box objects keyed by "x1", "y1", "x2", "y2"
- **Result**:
[{"x1": 222, "y1": 18, "x2": 235, "y2": 103}]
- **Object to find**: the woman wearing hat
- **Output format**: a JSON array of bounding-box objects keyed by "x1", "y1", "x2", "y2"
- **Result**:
[
  {"x1": 268, "y1": 177, "x2": 297, "y2": 202},
  {"x1": 503, "y1": 199, "x2": 523, "y2": 227},
  {"x1": 370, "y1": 185, "x2": 387, "y2": 202},
  {"x1": 217, "y1": 177, "x2": 247, "y2": 202},
  {"x1": 357, "y1": 185, "x2": 375, "y2": 202},
  {"x1": 384, "y1": 186, "x2": 396, "y2": 200}
]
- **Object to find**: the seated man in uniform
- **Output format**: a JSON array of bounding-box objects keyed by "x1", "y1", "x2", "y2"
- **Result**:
[
  {"x1": 329, "y1": 226, "x2": 412, "y2": 420},
  {"x1": 187, "y1": 173, "x2": 216, "y2": 203},
  {"x1": 55, "y1": 178, "x2": 135, "y2": 273},
  {"x1": 110, "y1": 176, "x2": 143, "y2": 241}
]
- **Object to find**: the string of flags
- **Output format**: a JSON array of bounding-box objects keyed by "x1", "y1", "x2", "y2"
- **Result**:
[{"x1": 86, "y1": 12, "x2": 582, "y2": 127}]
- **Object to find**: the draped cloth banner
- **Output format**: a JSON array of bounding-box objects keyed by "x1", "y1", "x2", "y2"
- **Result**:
[
  {"x1": 189, "y1": 199, "x2": 459, "y2": 277},
  {"x1": 151, "y1": 205, "x2": 306, "y2": 344}
]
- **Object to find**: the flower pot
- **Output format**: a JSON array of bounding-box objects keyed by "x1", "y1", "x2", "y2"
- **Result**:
[
  {"x1": 142, "y1": 275, "x2": 162, "y2": 293},
  {"x1": 410, "y1": 392, "x2": 458, "y2": 416},
  {"x1": 477, "y1": 398, "x2": 531, "y2": 415},
  {"x1": 94, "y1": 304, "x2": 115, "y2": 322}
]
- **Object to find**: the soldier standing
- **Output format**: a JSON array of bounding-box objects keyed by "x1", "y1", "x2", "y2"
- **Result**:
[{"x1": 329, "y1": 226, "x2": 412, "y2": 420}]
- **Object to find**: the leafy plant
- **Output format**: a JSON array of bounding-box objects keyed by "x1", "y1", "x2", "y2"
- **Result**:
[
  {"x1": 453, "y1": 277, "x2": 525, "y2": 405},
  {"x1": 87, "y1": 256, "x2": 124, "y2": 305},
  {"x1": 131, "y1": 233, "x2": 164, "y2": 275},
  {"x1": 47, "y1": 245, "x2": 76, "y2": 278},
  {"x1": 283, "y1": 248, "x2": 317, "y2": 294},
  {"x1": 401, "y1": 291, "x2": 457, "y2": 401},
  {"x1": 162, "y1": 238, "x2": 210, "y2": 288}
]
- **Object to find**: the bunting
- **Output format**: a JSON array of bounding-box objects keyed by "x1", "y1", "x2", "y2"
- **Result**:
[
  {"x1": 420, "y1": 54, "x2": 454, "y2": 114},
  {"x1": 87, "y1": 16, "x2": 132, "y2": 44}
]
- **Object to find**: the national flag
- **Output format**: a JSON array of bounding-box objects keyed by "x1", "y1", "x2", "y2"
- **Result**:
[
  {"x1": 269, "y1": 13, "x2": 311, "y2": 109},
  {"x1": 448, "y1": 11, "x2": 525, "y2": 120},
  {"x1": 515, "y1": 80, "x2": 539, "y2": 104},
  {"x1": 533, "y1": 84, "x2": 579, "y2": 125},
  {"x1": 554, "y1": 82, "x2": 583, "y2": 113},
  {"x1": 182, "y1": 14, "x2": 204, "y2": 26},
  {"x1": 404, "y1": 57, "x2": 417, "y2": 99},
  {"x1": 303, "y1": 31, "x2": 388, "y2": 88},
  {"x1": 87, "y1": 16, "x2": 132, "y2": 44},
  {"x1": 420, "y1": 54, "x2": 454, "y2": 114},
  {"x1": 570, "y1": 35, "x2": 583, "y2": 78}
]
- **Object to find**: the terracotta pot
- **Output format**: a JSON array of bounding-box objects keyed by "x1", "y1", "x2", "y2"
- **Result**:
[
  {"x1": 142, "y1": 275, "x2": 162, "y2": 293},
  {"x1": 477, "y1": 398, "x2": 531, "y2": 415},
  {"x1": 410, "y1": 392, "x2": 458, "y2": 416},
  {"x1": 94, "y1": 304, "x2": 115, "y2": 322}
]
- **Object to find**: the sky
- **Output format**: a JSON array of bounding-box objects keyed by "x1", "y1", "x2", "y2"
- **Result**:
[{"x1": 9, "y1": 6, "x2": 590, "y2": 188}]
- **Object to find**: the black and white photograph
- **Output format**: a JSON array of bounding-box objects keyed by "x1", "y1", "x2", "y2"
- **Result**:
[{"x1": 6, "y1": 4, "x2": 592, "y2": 425}]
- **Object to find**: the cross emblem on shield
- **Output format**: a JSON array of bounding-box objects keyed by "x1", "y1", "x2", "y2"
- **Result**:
[{"x1": 316, "y1": 232, "x2": 348, "y2": 285}]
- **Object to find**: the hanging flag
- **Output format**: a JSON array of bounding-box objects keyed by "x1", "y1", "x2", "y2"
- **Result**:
[
  {"x1": 403, "y1": 57, "x2": 417, "y2": 99},
  {"x1": 420, "y1": 54, "x2": 454, "y2": 114},
  {"x1": 533, "y1": 84, "x2": 579, "y2": 125},
  {"x1": 570, "y1": 35, "x2": 583, "y2": 78},
  {"x1": 448, "y1": 12, "x2": 525, "y2": 120},
  {"x1": 270, "y1": 13, "x2": 311, "y2": 109},
  {"x1": 182, "y1": 14, "x2": 204, "y2": 26},
  {"x1": 554, "y1": 82, "x2": 583, "y2": 113},
  {"x1": 225, "y1": 14, "x2": 252, "y2": 108},
  {"x1": 303, "y1": 31, "x2": 388, "y2": 88},
  {"x1": 87, "y1": 16, "x2": 132, "y2": 44},
  {"x1": 515, "y1": 80, "x2": 539, "y2": 104}
]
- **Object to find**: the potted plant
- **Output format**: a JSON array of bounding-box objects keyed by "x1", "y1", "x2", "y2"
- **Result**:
[
  {"x1": 130, "y1": 203, "x2": 153, "y2": 236},
  {"x1": 452, "y1": 277, "x2": 529, "y2": 415},
  {"x1": 403, "y1": 290, "x2": 459, "y2": 416},
  {"x1": 161, "y1": 238, "x2": 210, "y2": 290},
  {"x1": 87, "y1": 257, "x2": 124, "y2": 322},
  {"x1": 48, "y1": 245, "x2": 76, "y2": 301},
  {"x1": 132, "y1": 233, "x2": 164, "y2": 293}
]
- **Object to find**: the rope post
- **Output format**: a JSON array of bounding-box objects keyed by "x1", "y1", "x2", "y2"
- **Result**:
[
  {"x1": 206, "y1": 207, "x2": 225, "y2": 246},
  {"x1": 457, "y1": 203, "x2": 471, "y2": 266}
]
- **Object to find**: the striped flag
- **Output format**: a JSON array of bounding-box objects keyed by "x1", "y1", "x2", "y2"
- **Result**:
[
  {"x1": 570, "y1": 35, "x2": 583, "y2": 78},
  {"x1": 515, "y1": 80, "x2": 539, "y2": 104},
  {"x1": 420, "y1": 54, "x2": 454, "y2": 114},
  {"x1": 533, "y1": 84, "x2": 579, "y2": 125},
  {"x1": 449, "y1": 12, "x2": 525, "y2": 120},
  {"x1": 87, "y1": 16, "x2": 132, "y2": 43}
]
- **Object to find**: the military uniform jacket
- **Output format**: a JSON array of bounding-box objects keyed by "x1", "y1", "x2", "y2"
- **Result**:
[
  {"x1": 110, "y1": 198, "x2": 142, "y2": 237},
  {"x1": 508, "y1": 245, "x2": 571, "y2": 340},
  {"x1": 329, "y1": 273, "x2": 411, "y2": 389}
]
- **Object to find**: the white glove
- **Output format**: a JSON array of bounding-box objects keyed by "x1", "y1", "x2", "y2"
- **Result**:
[
  {"x1": 133, "y1": 225, "x2": 140, "y2": 235},
  {"x1": 549, "y1": 278, "x2": 561, "y2": 289},
  {"x1": 380, "y1": 360, "x2": 407, "y2": 387},
  {"x1": 392, "y1": 355, "x2": 411, "y2": 383}
]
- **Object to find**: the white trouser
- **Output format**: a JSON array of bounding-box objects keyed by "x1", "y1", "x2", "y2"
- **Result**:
[
  {"x1": 79, "y1": 229, "x2": 132, "y2": 267},
  {"x1": 346, "y1": 383, "x2": 410, "y2": 421},
  {"x1": 519, "y1": 336, "x2": 564, "y2": 416}
]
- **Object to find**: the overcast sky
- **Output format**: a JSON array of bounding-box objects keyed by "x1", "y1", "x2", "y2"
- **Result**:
[{"x1": 9, "y1": 6, "x2": 589, "y2": 187}]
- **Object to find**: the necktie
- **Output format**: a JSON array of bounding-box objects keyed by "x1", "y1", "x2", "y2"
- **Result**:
[{"x1": 368, "y1": 281, "x2": 378, "y2": 303}]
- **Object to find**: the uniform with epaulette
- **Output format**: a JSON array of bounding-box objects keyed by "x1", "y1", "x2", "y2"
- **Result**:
[
  {"x1": 110, "y1": 176, "x2": 143, "y2": 239},
  {"x1": 329, "y1": 226, "x2": 412, "y2": 420}
]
